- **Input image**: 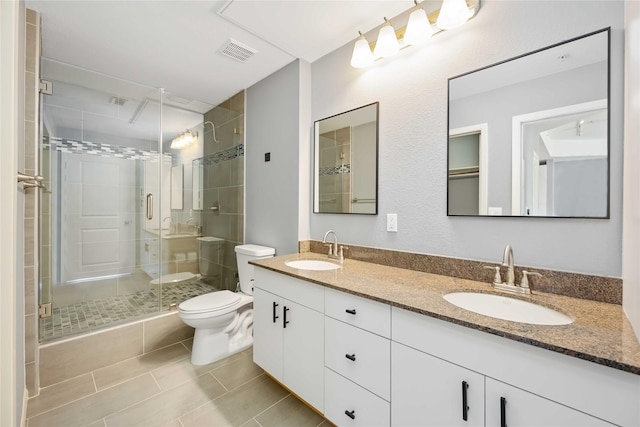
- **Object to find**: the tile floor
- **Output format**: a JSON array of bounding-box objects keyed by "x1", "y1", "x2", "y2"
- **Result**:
[
  {"x1": 26, "y1": 341, "x2": 332, "y2": 427},
  {"x1": 41, "y1": 279, "x2": 217, "y2": 341}
]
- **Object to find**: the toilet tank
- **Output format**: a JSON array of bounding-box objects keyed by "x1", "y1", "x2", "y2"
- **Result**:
[{"x1": 235, "y1": 244, "x2": 275, "y2": 295}]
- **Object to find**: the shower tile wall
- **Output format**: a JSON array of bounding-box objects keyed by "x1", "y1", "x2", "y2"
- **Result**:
[
  {"x1": 24, "y1": 8, "x2": 40, "y2": 397},
  {"x1": 318, "y1": 127, "x2": 351, "y2": 213},
  {"x1": 201, "y1": 91, "x2": 244, "y2": 291}
]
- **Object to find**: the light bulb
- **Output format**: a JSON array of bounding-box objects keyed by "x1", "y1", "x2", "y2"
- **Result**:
[
  {"x1": 374, "y1": 18, "x2": 399, "y2": 59},
  {"x1": 404, "y1": 5, "x2": 433, "y2": 45},
  {"x1": 436, "y1": 0, "x2": 472, "y2": 30},
  {"x1": 350, "y1": 32, "x2": 374, "y2": 68}
]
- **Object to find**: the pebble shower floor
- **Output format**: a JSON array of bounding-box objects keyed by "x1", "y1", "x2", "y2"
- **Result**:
[{"x1": 40, "y1": 280, "x2": 217, "y2": 341}]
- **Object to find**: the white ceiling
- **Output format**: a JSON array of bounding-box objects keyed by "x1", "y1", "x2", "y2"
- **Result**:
[{"x1": 27, "y1": 0, "x2": 412, "y2": 108}]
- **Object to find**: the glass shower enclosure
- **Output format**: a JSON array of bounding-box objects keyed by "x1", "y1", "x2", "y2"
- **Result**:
[{"x1": 38, "y1": 59, "x2": 215, "y2": 341}]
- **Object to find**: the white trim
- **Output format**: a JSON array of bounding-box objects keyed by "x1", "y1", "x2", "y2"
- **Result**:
[
  {"x1": 511, "y1": 99, "x2": 608, "y2": 215},
  {"x1": 449, "y1": 123, "x2": 489, "y2": 215},
  {"x1": 0, "y1": 0, "x2": 20, "y2": 425}
]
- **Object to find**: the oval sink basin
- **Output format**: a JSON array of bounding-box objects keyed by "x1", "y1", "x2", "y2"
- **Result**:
[
  {"x1": 285, "y1": 259, "x2": 341, "y2": 271},
  {"x1": 443, "y1": 292, "x2": 573, "y2": 325}
]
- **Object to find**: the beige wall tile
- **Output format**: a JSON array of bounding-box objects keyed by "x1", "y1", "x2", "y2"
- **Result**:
[
  {"x1": 24, "y1": 314, "x2": 37, "y2": 363},
  {"x1": 28, "y1": 373, "x2": 160, "y2": 427},
  {"x1": 105, "y1": 373, "x2": 226, "y2": 427},
  {"x1": 26, "y1": 373, "x2": 96, "y2": 418},
  {"x1": 26, "y1": 8, "x2": 38, "y2": 24},
  {"x1": 25, "y1": 361, "x2": 37, "y2": 397},
  {"x1": 39, "y1": 323, "x2": 143, "y2": 387},
  {"x1": 143, "y1": 312, "x2": 194, "y2": 353},
  {"x1": 255, "y1": 394, "x2": 324, "y2": 427},
  {"x1": 93, "y1": 343, "x2": 190, "y2": 390},
  {"x1": 179, "y1": 375, "x2": 287, "y2": 427}
]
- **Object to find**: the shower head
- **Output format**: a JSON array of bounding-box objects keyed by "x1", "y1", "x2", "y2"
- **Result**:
[{"x1": 201, "y1": 121, "x2": 219, "y2": 144}]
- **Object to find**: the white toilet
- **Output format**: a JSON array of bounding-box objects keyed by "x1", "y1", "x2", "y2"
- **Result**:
[{"x1": 178, "y1": 243, "x2": 275, "y2": 365}]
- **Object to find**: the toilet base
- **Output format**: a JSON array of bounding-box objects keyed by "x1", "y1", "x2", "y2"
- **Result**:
[{"x1": 189, "y1": 308, "x2": 254, "y2": 366}]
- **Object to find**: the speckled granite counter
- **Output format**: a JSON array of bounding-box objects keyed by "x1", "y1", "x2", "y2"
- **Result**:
[{"x1": 251, "y1": 252, "x2": 640, "y2": 376}]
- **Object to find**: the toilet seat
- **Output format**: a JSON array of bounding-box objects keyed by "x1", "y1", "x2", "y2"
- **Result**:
[{"x1": 178, "y1": 290, "x2": 241, "y2": 315}]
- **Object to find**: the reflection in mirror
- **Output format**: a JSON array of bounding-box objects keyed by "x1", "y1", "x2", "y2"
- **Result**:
[
  {"x1": 448, "y1": 28, "x2": 609, "y2": 217},
  {"x1": 170, "y1": 164, "x2": 184, "y2": 210},
  {"x1": 314, "y1": 102, "x2": 379, "y2": 214},
  {"x1": 192, "y1": 158, "x2": 203, "y2": 210}
]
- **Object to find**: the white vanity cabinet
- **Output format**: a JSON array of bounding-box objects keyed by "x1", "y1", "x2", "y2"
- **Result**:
[
  {"x1": 392, "y1": 307, "x2": 636, "y2": 427},
  {"x1": 253, "y1": 268, "x2": 325, "y2": 412},
  {"x1": 323, "y1": 288, "x2": 392, "y2": 427},
  {"x1": 392, "y1": 341, "x2": 484, "y2": 427}
]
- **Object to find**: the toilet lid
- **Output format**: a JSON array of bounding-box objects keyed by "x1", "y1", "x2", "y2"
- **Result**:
[{"x1": 179, "y1": 290, "x2": 241, "y2": 313}]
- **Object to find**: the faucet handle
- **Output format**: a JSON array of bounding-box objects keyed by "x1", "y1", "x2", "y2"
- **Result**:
[
  {"x1": 338, "y1": 246, "x2": 349, "y2": 258},
  {"x1": 325, "y1": 243, "x2": 334, "y2": 256},
  {"x1": 520, "y1": 270, "x2": 542, "y2": 290},
  {"x1": 484, "y1": 265, "x2": 502, "y2": 285}
]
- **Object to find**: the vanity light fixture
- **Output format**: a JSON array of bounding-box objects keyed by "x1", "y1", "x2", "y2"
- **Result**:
[
  {"x1": 374, "y1": 18, "x2": 400, "y2": 59},
  {"x1": 350, "y1": 0, "x2": 479, "y2": 68},
  {"x1": 403, "y1": 1, "x2": 433, "y2": 46},
  {"x1": 170, "y1": 129, "x2": 198, "y2": 150},
  {"x1": 436, "y1": 0, "x2": 473, "y2": 30},
  {"x1": 351, "y1": 31, "x2": 374, "y2": 68}
]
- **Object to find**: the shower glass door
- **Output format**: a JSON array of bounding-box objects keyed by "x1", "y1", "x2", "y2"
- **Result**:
[{"x1": 39, "y1": 59, "x2": 165, "y2": 341}]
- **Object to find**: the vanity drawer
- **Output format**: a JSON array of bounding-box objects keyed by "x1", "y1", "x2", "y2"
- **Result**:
[
  {"x1": 325, "y1": 317, "x2": 390, "y2": 400},
  {"x1": 254, "y1": 268, "x2": 324, "y2": 312},
  {"x1": 325, "y1": 287, "x2": 390, "y2": 337},
  {"x1": 324, "y1": 368, "x2": 390, "y2": 427}
]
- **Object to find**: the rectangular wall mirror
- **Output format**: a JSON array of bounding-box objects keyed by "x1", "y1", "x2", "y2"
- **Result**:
[
  {"x1": 447, "y1": 28, "x2": 610, "y2": 218},
  {"x1": 314, "y1": 102, "x2": 379, "y2": 215}
]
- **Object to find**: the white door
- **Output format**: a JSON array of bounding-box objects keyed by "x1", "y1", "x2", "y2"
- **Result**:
[
  {"x1": 392, "y1": 342, "x2": 485, "y2": 427},
  {"x1": 61, "y1": 153, "x2": 136, "y2": 282}
]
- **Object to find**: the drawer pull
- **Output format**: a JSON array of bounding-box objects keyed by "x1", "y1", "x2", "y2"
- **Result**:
[
  {"x1": 345, "y1": 309, "x2": 357, "y2": 315},
  {"x1": 345, "y1": 353, "x2": 356, "y2": 362},
  {"x1": 283, "y1": 306, "x2": 290, "y2": 328},
  {"x1": 500, "y1": 397, "x2": 507, "y2": 427},
  {"x1": 462, "y1": 380, "x2": 469, "y2": 421},
  {"x1": 272, "y1": 302, "x2": 279, "y2": 323},
  {"x1": 345, "y1": 409, "x2": 356, "y2": 420}
]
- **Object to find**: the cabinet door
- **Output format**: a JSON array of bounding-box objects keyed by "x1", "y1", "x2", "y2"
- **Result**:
[
  {"x1": 282, "y1": 299, "x2": 325, "y2": 412},
  {"x1": 253, "y1": 287, "x2": 284, "y2": 382},
  {"x1": 392, "y1": 342, "x2": 484, "y2": 427},
  {"x1": 486, "y1": 378, "x2": 616, "y2": 427}
]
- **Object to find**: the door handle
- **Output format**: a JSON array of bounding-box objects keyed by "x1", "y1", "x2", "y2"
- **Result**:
[
  {"x1": 146, "y1": 193, "x2": 153, "y2": 220},
  {"x1": 283, "y1": 306, "x2": 290, "y2": 328},
  {"x1": 462, "y1": 381, "x2": 469, "y2": 421},
  {"x1": 272, "y1": 301, "x2": 279, "y2": 323},
  {"x1": 345, "y1": 308, "x2": 356, "y2": 315},
  {"x1": 500, "y1": 397, "x2": 507, "y2": 427},
  {"x1": 17, "y1": 172, "x2": 44, "y2": 188},
  {"x1": 345, "y1": 410, "x2": 355, "y2": 420},
  {"x1": 345, "y1": 354, "x2": 356, "y2": 361}
]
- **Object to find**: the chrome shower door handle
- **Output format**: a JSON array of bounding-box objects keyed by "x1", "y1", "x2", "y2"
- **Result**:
[
  {"x1": 146, "y1": 193, "x2": 153, "y2": 220},
  {"x1": 17, "y1": 172, "x2": 44, "y2": 188}
]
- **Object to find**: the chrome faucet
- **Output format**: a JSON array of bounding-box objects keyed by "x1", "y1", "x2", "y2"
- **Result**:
[
  {"x1": 322, "y1": 230, "x2": 347, "y2": 262},
  {"x1": 484, "y1": 245, "x2": 541, "y2": 295},
  {"x1": 502, "y1": 245, "x2": 515, "y2": 286}
]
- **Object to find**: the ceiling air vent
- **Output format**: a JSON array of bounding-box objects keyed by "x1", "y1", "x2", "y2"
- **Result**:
[
  {"x1": 219, "y1": 38, "x2": 258, "y2": 63},
  {"x1": 109, "y1": 96, "x2": 127, "y2": 106}
]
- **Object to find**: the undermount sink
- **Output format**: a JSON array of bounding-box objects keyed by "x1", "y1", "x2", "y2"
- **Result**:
[
  {"x1": 443, "y1": 292, "x2": 573, "y2": 325},
  {"x1": 285, "y1": 259, "x2": 341, "y2": 271}
]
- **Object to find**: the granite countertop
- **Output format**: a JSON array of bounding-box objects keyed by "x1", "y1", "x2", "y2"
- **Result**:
[{"x1": 251, "y1": 252, "x2": 640, "y2": 376}]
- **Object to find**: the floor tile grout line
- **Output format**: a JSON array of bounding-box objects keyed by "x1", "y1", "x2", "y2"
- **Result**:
[
  {"x1": 208, "y1": 371, "x2": 230, "y2": 393},
  {"x1": 209, "y1": 370, "x2": 266, "y2": 394},
  {"x1": 250, "y1": 393, "x2": 291, "y2": 421}
]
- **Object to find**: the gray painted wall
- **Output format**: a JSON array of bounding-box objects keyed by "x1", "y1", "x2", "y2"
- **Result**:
[
  {"x1": 310, "y1": 1, "x2": 624, "y2": 277},
  {"x1": 245, "y1": 60, "x2": 302, "y2": 256},
  {"x1": 623, "y1": 1, "x2": 640, "y2": 339}
]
